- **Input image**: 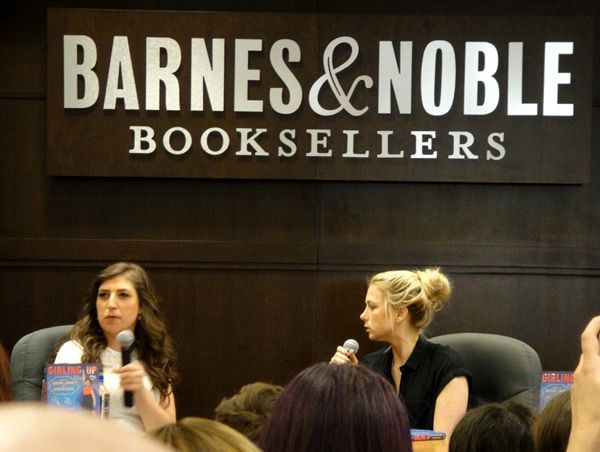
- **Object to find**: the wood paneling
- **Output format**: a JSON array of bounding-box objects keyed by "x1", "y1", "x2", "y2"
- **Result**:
[{"x1": 1, "y1": 0, "x2": 600, "y2": 420}]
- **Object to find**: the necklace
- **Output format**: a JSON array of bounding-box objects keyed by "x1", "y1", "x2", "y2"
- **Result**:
[{"x1": 391, "y1": 361, "x2": 402, "y2": 394}]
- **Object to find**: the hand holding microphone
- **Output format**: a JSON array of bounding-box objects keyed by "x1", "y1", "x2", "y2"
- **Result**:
[
  {"x1": 116, "y1": 329, "x2": 135, "y2": 407},
  {"x1": 330, "y1": 339, "x2": 360, "y2": 365}
]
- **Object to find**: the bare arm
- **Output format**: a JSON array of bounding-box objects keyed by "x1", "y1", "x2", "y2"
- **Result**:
[
  {"x1": 135, "y1": 388, "x2": 176, "y2": 431},
  {"x1": 114, "y1": 361, "x2": 176, "y2": 431},
  {"x1": 433, "y1": 376, "x2": 469, "y2": 436},
  {"x1": 567, "y1": 316, "x2": 600, "y2": 452}
]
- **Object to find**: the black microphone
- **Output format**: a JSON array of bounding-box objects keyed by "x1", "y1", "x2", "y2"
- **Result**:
[
  {"x1": 116, "y1": 329, "x2": 135, "y2": 407},
  {"x1": 342, "y1": 338, "x2": 359, "y2": 355}
]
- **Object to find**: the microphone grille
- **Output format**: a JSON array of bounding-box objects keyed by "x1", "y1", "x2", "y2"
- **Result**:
[
  {"x1": 342, "y1": 339, "x2": 359, "y2": 354},
  {"x1": 116, "y1": 329, "x2": 135, "y2": 348}
]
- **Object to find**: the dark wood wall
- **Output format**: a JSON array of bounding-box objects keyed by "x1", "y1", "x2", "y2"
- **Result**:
[{"x1": 1, "y1": 0, "x2": 599, "y2": 418}]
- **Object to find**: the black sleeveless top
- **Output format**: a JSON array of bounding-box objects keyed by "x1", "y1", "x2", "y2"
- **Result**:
[{"x1": 362, "y1": 336, "x2": 471, "y2": 429}]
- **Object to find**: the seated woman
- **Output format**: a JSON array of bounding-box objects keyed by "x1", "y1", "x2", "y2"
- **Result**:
[
  {"x1": 54, "y1": 262, "x2": 178, "y2": 432},
  {"x1": 331, "y1": 268, "x2": 470, "y2": 434},
  {"x1": 258, "y1": 362, "x2": 412, "y2": 452},
  {"x1": 449, "y1": 400, "x2": 535, "y2": 452}
]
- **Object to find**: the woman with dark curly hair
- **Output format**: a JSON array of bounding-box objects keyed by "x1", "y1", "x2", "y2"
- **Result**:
[{"x1": 55, "y1": 262, "x2": 178, "y2": 432}]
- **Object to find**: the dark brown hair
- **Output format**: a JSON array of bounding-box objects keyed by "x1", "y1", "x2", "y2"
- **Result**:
[
  {"x1": 70, "y1": 262, "x2": 178, "y2": 402},
  {"x1": 450, "y1": 401, "x2": 536, "y2": 452}
]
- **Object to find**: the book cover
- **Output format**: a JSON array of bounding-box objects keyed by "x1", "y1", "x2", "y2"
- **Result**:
[
  {"x1": 46, "y1": 363, "x2": 103, "y2": 416},
  {"x1": 540, "y1": 370, "x2": 573, "y2": 411},
  {"x1": 410, "y1": 429, "x2": 446, "y2": 441}
]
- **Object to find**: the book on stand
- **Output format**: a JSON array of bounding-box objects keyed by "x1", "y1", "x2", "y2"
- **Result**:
[
  {"x1": 539, "y1": 370, "x2": 573, "y2": 411},
  {"x1": 45, "y1": 363, "x2": 103, "y2": 416},
  {"x1": 410, "y1": 429, "x2": 446, "y2": 441}
]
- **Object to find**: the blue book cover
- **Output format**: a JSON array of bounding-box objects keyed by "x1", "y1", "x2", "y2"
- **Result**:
[
  {"x1": 46, "y1": 363, "x2": 102, "y2": 416},
  {"x1": 410, "y1": 429, "x2": 446, "y2": 441},
  {"x1": 540, "y1": 370, "x2": 573, "y2": 410}
]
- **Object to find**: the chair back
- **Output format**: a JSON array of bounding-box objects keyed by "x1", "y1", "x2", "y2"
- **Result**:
[
  {"x1": 10, "y1": 325, "x2": 73, "y2": 401},
  {"x1": 430, "y1": 332, "x2": 542, "y2": 410}
]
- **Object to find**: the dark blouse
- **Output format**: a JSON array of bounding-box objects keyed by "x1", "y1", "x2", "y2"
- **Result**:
[{"x1": 362, "y1": 336, "x2": 471, "y2": 429}]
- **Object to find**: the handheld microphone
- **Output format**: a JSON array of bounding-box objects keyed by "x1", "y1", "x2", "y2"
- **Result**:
[
  {"x1": 342, "y1": 339, "x2": 359, "y2": 355},
  {"x1": 116, "y1": 329, "x2": 135, "y2": 407}
]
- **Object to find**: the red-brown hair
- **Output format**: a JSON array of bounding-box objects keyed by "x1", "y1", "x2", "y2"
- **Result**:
[{"x1": 0, "y1": 342, "x2": 10, "y2": 402}]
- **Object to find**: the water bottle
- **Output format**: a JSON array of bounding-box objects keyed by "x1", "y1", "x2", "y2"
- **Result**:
[
  {"x1": 99, "y1": 374, "x2": 110, "y2": 420},
  {"x1": 41, "y1": 367, "x2": 47, "y2": 402}
]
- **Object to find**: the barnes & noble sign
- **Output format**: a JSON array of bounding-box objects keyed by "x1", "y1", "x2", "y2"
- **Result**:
[{"x1": 47, "y1": 10, "x2": 593, "y2": 182}]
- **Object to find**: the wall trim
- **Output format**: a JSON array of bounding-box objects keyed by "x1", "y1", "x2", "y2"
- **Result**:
[{"x1": 2, "y1": 238, "x2": 600, "y2": 274}]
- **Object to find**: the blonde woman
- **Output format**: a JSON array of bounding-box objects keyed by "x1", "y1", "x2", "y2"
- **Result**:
[{"x1": 331, "y1": 268, "x2": 470, "y2": 435}]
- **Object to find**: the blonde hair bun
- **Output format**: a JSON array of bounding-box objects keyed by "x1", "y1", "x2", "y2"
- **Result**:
[
  {"x1": 368, "y1": 267, "x2": 452, "y2": 330},
  {"x1": 416, "y1": 268, "x2": 452, "y2": 310}
]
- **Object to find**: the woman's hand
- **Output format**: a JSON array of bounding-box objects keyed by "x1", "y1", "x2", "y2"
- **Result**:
[
  {"x1": 567, "y1": 316, "x2": 600, "y2": 452},
  {"x1": 113, "y1": 361, "x2": 177, "y2": 430},
  {"x1": 113, "y1": 361, "x2": 146, "y2": 394},
  {"x1": 330, "y1": 346, "x2": 358, "y2": 365}
]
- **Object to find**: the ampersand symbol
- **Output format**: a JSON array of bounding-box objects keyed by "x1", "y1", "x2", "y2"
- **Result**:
[{"x1": 309, "y1": 36, "x2": 373, "y2": 117}]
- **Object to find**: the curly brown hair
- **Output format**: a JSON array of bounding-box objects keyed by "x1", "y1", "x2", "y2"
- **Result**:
[
  {"x1": 69, "y1": 262, "x2": 178, "y2": 403},
  {"x1": 214, "y1": 382, "x2": 284, "y2": 441}
]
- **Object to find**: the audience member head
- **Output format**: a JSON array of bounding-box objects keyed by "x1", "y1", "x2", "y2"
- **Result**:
[
  {"x1": 449, "y1": 400, "x2": 535, "y2": 452},
  {"x1": 0, "y1": 403, "x2": 169, "y2": 452},
  {"x1": 534, "y1": 390, "x2": 571, "y2": 452},
  {"x1": 150, "y1": 417, "x2": 260, "y2": 452},
  {"x1": 258, "y1": 362, "x2": 412, "y2": 452},
  {"x1": 214, "y1": 381, "x2": 284, "y2": 442},
  {"x1": 0, "y1": 342, "x2": 9, "y2": 402},
  {"x1": 70, "y1": 262, "x2": 178, "y2": 400},
  {"x1": 368, "y1": 267, "x2": 451, "y2": 330}
]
